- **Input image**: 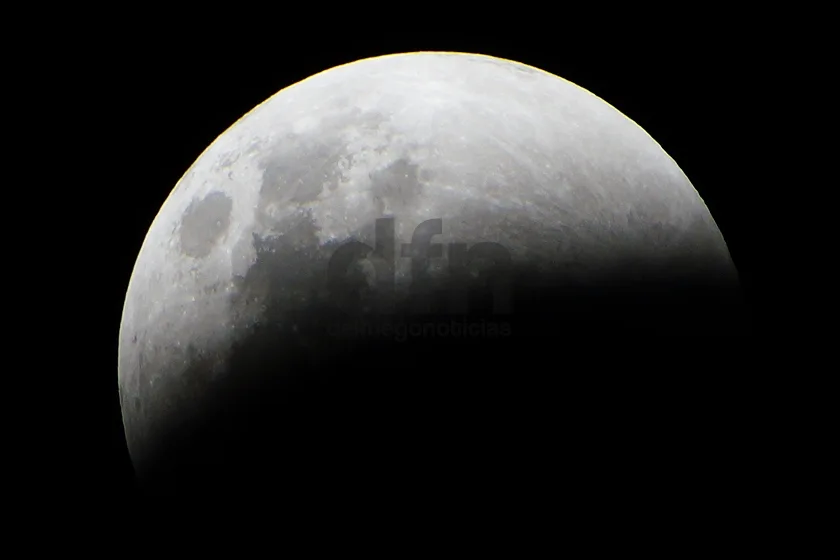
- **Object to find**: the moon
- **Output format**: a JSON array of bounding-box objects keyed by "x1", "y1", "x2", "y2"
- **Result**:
[{"x1": 119, "y1": 52, "x2": 744, "y2": 499}]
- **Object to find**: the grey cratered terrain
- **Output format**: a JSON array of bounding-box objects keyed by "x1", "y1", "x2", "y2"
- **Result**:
[{"x1": 119, "y1": 52, "x2": 744, "y2": 497}]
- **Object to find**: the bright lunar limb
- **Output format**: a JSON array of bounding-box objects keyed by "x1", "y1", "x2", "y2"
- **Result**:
[{"x1": 118, "y1": 52, "x2": 745, "y2": 498}]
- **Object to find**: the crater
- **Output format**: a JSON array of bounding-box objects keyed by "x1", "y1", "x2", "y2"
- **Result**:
[{"x1": 179, "y1": 191, "x2": 233, "y2": 258}]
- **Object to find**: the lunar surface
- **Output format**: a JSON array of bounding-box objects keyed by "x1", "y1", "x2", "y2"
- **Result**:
[{"x1": 119, "y1": 52, "x2": 744, "y2": 500}]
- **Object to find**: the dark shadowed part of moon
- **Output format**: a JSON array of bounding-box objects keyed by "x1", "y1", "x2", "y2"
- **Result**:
[{"x1": 179, "y1": 191, "x2": 233, "y2": 257}]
